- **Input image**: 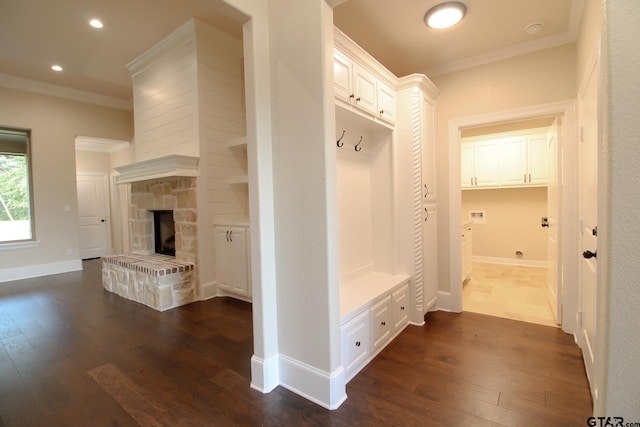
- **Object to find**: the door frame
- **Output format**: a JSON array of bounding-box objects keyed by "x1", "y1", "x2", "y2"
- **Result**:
[
  {"x1": 76, "y1": 171, "x2": 112, "y2": 259},
  {"x1": 446, "y1": 100, "x2": 579, "y2": 334}
]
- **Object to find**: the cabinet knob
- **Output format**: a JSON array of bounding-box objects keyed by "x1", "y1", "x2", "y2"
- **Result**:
[
  {"x1": 381, "y1": 321, "x2": 386, "y2": 326},
  {"x1": 349, "y1": 94, "x2": 355, "y2": 99},
  {"x1": 355, "y1": 341, "x2": 361, "y2": 347},
  {"x1": 400, "y1": 306, "x2": 405, "y2": 311},
  {"x1": 356, "y1": 97, "x2": 361, "y2": 102},
  {"x1": 380, "y1": 109, "x2": 384, "y2": 115}
]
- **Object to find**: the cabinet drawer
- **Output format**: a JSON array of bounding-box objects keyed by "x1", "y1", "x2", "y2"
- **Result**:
[
  {"x1": 392, "y1": 284, "x2": 409, "y2": 330},
  {"x1": 370, "y1": 296, "x2": 392, "y2": 353},
  {"x1": 341, "y1": 310, "x2": 370, "y2": 376}
]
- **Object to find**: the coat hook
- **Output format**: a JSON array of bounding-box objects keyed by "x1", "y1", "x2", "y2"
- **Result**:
[
  {"x1": 337, "y1": 130, "x2": 345, "y2": 147},
  {"x1": 355, "y1": 136, "x2": 363, "y2": 152}
]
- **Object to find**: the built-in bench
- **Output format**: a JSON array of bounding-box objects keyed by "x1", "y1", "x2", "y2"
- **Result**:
[{"x1": 102, "y1": 254, "x2": 196, "y2": 311}]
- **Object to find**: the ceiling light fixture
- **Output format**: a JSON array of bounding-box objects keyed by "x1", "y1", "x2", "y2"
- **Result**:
[
  {"x1": 89, "y1": 19, "x2": 104, "y2": 29},
  {"x1": 51, "y1": 64, "x2": 63, "y2": 72},
  {"x1": 424, "y1": 2, "x2": 467, "y2": 29}
]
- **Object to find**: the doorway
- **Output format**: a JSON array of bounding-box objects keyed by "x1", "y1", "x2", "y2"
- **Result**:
[
  {"x1": 459, "y1": 119, "x2": 557, "y2": 327},
  {"x1": 447, "y1": 100, "x2": 579, "y2": 335},
  {"x1": 76, "y1": 172, "x2": 111, "y2": 259}
]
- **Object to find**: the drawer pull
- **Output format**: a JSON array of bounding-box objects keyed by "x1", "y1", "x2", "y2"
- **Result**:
[
  {"x1": 381, "y1": 321, "x2": 386, "y2": 326},
  {"x1": 355, "y1": 341, "x2": 361, "y2": 347},
  {"x1": 400, "y1": 306, "x2": 405, "y2": 310}
]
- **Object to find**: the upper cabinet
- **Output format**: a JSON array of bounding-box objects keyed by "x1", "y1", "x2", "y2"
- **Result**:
[
  {"x1": 462, "y1": 129, "x2": 549, "y2": 189},
  {"x1": 333, "y1": 49, "x2": 396, "y2": 125}
]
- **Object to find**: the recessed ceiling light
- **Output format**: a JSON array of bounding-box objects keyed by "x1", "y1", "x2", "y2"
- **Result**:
[
  {"x1": 51, "y1": 65, "x2": 63, "y2": 72},
  {"x1": 424, "y1": 2, "x2": 467, "y2": 29},
  {"x1": 89, "y1": 19, "x2": 103, "y2": 29},
  {"x1": 525, "y1": 22, "x2": 544, "y2": 35}
]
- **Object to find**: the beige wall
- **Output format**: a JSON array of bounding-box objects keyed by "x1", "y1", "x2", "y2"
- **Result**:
[
  {"x1": 430, "y1": 43, "x2": 577, "y2": 292},
  {"x1": 462, "y1": 187, "x2": 548, "y2": 262},
  {"x1": 75, "y1": 150, "x2": 111, "y2": 173},
  {"x1": 0, "y1": 87, "x2": 132, "y2": 272}
]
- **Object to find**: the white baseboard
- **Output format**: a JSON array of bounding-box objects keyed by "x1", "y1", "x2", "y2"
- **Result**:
[
  {"x1": 200, "y1": 281, "x2": 217, "y2": 300},
  {"x1": 0, "y1": 259, "x2": 82, "y2": 283},
  {"x1": 278, "y1": 354, "x2": 347, "y2": 410},
  {"x1": 436, "y1": 291, "x2": 455, "y2": 312},
  {"x1": 472, "y1": 256, "x2": 548, "y2": 268},
  {"x1": 425, "y1": 295, "x2": 438, "y2": 312},
  {"x1": 250, "y1": 354, "x2": 279, "y2": 393}
]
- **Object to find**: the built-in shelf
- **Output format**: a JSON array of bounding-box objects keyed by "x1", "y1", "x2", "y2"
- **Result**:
[
  {"x1": 340, "y1": 272, "x2": 410, "y2": 322},
  {"x1": 226, "y1": 136, "x2": 247, "y2": 149},
  {"x1": 226, "y1": 175, "x2": 249, "y2": 185}
]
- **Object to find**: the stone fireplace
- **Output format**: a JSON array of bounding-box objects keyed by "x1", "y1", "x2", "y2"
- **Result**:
[{"x1": 102, "y1": 172, "x2": 200, "y2": 312}]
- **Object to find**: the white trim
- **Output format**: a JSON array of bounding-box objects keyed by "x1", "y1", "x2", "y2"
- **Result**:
[
  {"x1": 75, "y1": 136, "x2": 130, "y2": 153},
  {"x1": 114, "y1": 155, "x2": 199, "y2": 184},
  {"x1": 436, "y1": 291, "x2": 454, "y2": 312},
  {"x1": 0, "y1": 73, "x2": 132, "y2": 111},
  {"x1": 250, "y1": 354, "x2": 279, "y2": 394},
  {"x1": 0, "y1": 240, "x2": 39, "y2": 251},
  {"x1": 472, "y1": 256, "x2": 548, "y2": 268},
  {"x1": 448, "y1": 100, "x2": 578, "y2": 331},
  {"x1": 425, "y1": 294, "x2": 438, "y2": 312},
  {"x1": 199, "y1": 281, "x2": 217, "y2": 300},
  {"x1": 278, "y1": 354, "x2": 347, "y2": 410},
  {"x1": 0, "y1": 259, "x2": 82, "y2": 283}
]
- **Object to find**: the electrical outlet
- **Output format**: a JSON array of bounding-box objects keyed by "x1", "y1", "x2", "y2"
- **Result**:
[{"x1": 66, "y1": 249, "x2": 72, "y2": 256}]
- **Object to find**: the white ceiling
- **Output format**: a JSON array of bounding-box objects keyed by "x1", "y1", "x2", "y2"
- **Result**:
[{"x1": 0, "y1": 0, "x2": 583, "y2": 105}]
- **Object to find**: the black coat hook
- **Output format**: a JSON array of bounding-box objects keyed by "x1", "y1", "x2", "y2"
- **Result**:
[
  {"x1": 355, "y1": 136, "x2": 363, "y2": 152},
  {"x1": 337, "y1": 130, "x2": 345, "y2": 147}
]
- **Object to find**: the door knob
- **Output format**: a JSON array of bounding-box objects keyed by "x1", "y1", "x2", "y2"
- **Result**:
[
  {"x1": 101, "y1": 219, "x2": 105, "y2": 222},
  {"x1": 583, "y1": 250, "x2": 597, "y2": 259}
]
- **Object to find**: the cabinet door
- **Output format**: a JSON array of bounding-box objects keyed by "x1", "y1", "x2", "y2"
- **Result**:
[
  {"x1": 421, "y1": 96, "x2": 437, "y2": 200},
  {"x1": 500, "y1": 137, "x2": 528, "y2": 186},
  {"x1": 215, "y1": 227, "x2": 249, "y2": 297},
  {"x1": 473, "y1": 140, "x2": 501, "y2": 187},
  {"x1": 392, "y1": 285, "x2": 409, "y2": 330},
  {"x1": 528, "y1": 134, "x2": 549, "y2": 184},
  {"x1": 377, "y1": 81, "x2": 396, "y2": 123},
  {"x1": 353, "y1": 65, "x2": 377, "y2": 115},
  {"x1": 460, "y1": 143, "x2": 474, "y2": 188},
  {"x1": 422, "y1": 205, "x2": 438, "y2": 313},
  {"x1": 333, "y1": 50, "x2": 353, "y2": 102},
  {"x1": 370, "y1": 296, "x2": 392, "y2": 353},
  {"x1": 341, "y1": 310, "x2": 370, "y2": 379},
  {"x1": 462, "y1": 225, "x2": 473, "y2": 280}
]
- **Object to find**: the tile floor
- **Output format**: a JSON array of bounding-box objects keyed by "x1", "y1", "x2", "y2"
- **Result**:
[{"x1": 462, "y1": 262, "x2": 558, "y2": 327}]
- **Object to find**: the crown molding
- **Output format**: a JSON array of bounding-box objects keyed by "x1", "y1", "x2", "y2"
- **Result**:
[
  {"x1": 75, "y1": 136, "x2": 130, "y2": 153},
  {"x1": 0, "y1": 73, "x2": 132, "y2": 111},
  {"x1": 426, "y1": 0, "x2": 585, "y2": 78}
]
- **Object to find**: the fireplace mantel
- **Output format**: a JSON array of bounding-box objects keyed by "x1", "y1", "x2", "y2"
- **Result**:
[{"x1": 115, "y1": 155, "x2": 199, "y2": 184}]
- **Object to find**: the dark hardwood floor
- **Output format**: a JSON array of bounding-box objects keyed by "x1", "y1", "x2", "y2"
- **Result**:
[{"x1": 0, "y1": 259, "x2": 592, "y2": 426}]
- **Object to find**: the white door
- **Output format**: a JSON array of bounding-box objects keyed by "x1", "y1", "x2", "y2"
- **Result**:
[
  {"x1": 578, "y1": 56, "x2": 599, "y2": 387},
  {"x1": 77, "y1": 173, "x2": 110, "y2": 259},
  {"x1": 546, "y1": 118, "x2": 561, "y2": 324}
]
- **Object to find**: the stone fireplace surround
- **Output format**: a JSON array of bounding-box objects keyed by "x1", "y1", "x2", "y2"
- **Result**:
[{"x1": 102, "y1": 175, "x2": 199, "y2": 311}]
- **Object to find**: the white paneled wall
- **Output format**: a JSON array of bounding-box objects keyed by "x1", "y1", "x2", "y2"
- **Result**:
[{"x1": 127, "y1": 19, "x2": 247, "y2": 295}]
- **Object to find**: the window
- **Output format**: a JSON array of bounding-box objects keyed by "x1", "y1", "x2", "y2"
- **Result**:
[{"x1": 0, "y1": 128, "x2": 34, "y2": 243}]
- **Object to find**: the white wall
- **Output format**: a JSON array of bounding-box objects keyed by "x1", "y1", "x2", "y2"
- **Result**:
[
  {"x1": 0, "y1": 87, "x2": 132, "y2": 279},
  {"x1": 596, "y1": 0, "x2": 640, "y2": 417}
]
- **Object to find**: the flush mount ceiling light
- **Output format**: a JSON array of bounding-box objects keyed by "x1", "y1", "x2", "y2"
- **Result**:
[
  {"x1": 51, "y1": 64, "x2": 63, "y2": 72},
  {"x1": 89, "y1": 18, "x2": 104, "y2": 29},
  {"x1": 424, "y1": 1, "x2": 467, "y2": 29}
]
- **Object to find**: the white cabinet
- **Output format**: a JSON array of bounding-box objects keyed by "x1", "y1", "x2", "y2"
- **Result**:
[
  {"x1": 215, "y1": 225, "x2": 251, "y2": 299},
  {"x1": 391, "y1": 284, "x2": 409, "y2": 330},
  {"x1": 461, "y1": 140, "x2": 501, "y2": 188},
  {"x1": 333, "y1": 48, "x2": 396, "y2": 124},
  {"x1": 341, "y1": 310, "x2": 370, "y2": 378},
  {"x1": 461, "y1": 129, "x2": 549, "y2": 189},
  {"x1": 370, "y1": 296, "x2": 392, "y2": 353},
  {"x1": 461, "y1": 224, "x2": 473, "y2": 281},
  {"x1": 422, "y1": 205, "x2": 438, "y2": 313}
]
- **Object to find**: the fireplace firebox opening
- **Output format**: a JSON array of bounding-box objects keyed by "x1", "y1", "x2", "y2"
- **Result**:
[{"x1": 152, "y1": 210, "x2": 175, "y2": 256}]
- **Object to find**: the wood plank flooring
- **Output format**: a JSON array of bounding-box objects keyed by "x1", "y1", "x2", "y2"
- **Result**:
[{"x1": 0, "y1": 259, "x2": 592, "y2": 426}]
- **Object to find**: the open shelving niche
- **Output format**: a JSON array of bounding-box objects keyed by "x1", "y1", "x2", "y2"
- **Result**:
[
  {"x1": 226, "y1": 136, "x2": 248, "y2": 185},
  {"x1": 336, "y1": 105, "x2": 410, "y2": 324}
]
